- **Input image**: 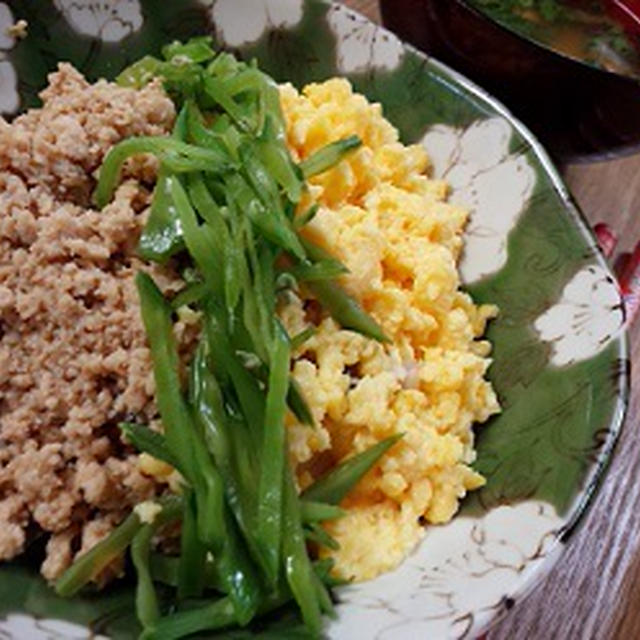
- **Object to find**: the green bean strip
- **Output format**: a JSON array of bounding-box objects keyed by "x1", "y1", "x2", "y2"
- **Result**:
[
  {"x1": 312, "y1": 557, "x2": 335, "y2": 583},
  {"x1": 118, "y1": 422, "x2": 180, "y2": 471},
  {"x1": 169, "y1": 176, "x2": 223, "y2": 295},
  {"x1": 219, "y1": 67, "x2": 266, "y2": 96},
  {"x1": 116, "y1": 55, "x2": 161, "y2": 88},
  {"x1": 226, "y1": 173, "x2": 305, "y2": 260},
  {"x1": 224, "y1": 194, "x2": 266, "y2": 362},
  {"x1": 137, "y1": 272, "x2": 227, "y2": 555},
  {"x1": 191, "y1": 447, "x2": 227, "y2": 555},
  {"x1": 258, "y1": 243, "x2": 277, "y2": 319},
  {"x1": 172, "y1": 101, "x2": 190, "y2": 142},
  {"x1": 138, "y1": 171, "x2": 183, "y2": 263},
  {"x1": 240, "y1": 142, "x2": 285, "y2": 216},
  {"x1": 300, "y1": 501, "x2": 346, "y2": 524},
  {"x1": 191, "y1": 344, "x2": 267, "y2": 581},
  {"x1": 215, "y1": 506, "x2": 262, "y2": 625},
  {"x1": 244, "y1": 221, "x2": 272, "y2": 352},
  {"x1": 143, "y1": 589, "x2": 304, "y2": 640},
  {"x1": 55, "y1": 496, "x2": 182, "y2": 597},
  {"x1": 56, "y1": 512, "x2": 142, "y2": 598},
  {"x1": 304, "y1": 523, "x2": 339, "y2": 551},
  {"x1": 141, "y1": 596, "x2": 236, "y2": 640},
  {"x1": 177, "y1": 490, "x2": 207, "y2": 600},
  {"x1": 282, "y1": 462, "x2": 323, "y2": 636},
  {"x1": 299, "y1": 135, "x2": 362, "y2": 178},
  {"x1": 307, "y1": 279, "x2": 389, "y2": 343},
  {"x1": 187, "y1": 174, "x2": 242, "y2": 319},
  {"x1": 138, "y1": 105, "x2": 190, "y2": 262},
  {"x1": 242, "y1": 145, "x2": 306, "y2": 259},
  {"x1": 256, "y1": 116, "x2": 303, "y2": 204},
  {"x1": 185, "y1": 102, "x2": 228, "y2": 154},
  {"x1": 163, "y1": 36, "x2": 216, "y2": 64},
  {"x1": 205, "y1": 307, "x2": 266, "y2": 437},
  {"x1": 262, "y1": 86, "x2": 287, "y2": 141},
  {"x1": 187, "y1": 348, "x2": 262, "y2": 623},
  {"x1": 287, "y1": 378, "x2": 314, "y2": 426},
  {"x1": 95, "y1": 137, "x2": 229, "y2": 208},
  {"x1": 250, "y1": 363, "x2": 313, "y2": 427},
  {"x1": 302, "y1": 434, "x2": 403, "y2": 505},
  {"x1": 132, "y1": 503, "x2": 182, "y2": 630},
  {"x1": 311, "y1": 556, "x2": 350, "y2": 588},
  {"x1": 294, "y1": 203, "x2": 319, "y2": 229},
  {"x1": 149, "y1": 554, "x2": 180, "y2": 588},
  {"x1": 170, "y1": 281, "x2": 208, "y2": 310},
  {"x1": 207, "y1": 51, "x2": 240, "y2": 77},
  {"x1": 291, "y1": 259, "x2": 349, "y2": 282},
  {"x1": 186, "y1": 172, "x2": 225, "y2": 227},
  {"x1": 299, "y1": 235, "x2": 348, "y2": 269},
  {"x1": 257, "y1": 322, "x2": 291, "y2": 585},
  {"x1": 202, "y1": 76, "x2": 251, "y2": 131},
  {"x1": 313, "y1": 571, "x2": 336, "y2": 618},
  {"x1": 290, "y1": 328, "x2": 316, "y2": 351},
  {"x1": 297, "y1": 236, "x2": 386, "y2": 341},
  {"x1": 136, "y1": 272, "x2": 198, "y2": 474},
  {"x1": 150, "y1": 554, "x2": 226, "y2": 592}
]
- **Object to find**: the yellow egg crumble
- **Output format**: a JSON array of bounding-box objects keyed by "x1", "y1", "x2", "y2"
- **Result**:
[{"x1": 278, "y1": 78, "x2": 501, "y2": 582}]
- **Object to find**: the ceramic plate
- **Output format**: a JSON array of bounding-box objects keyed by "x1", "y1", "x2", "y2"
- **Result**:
[{"x1": 0, "y1": 1, "x2": 629, "y2": 638}]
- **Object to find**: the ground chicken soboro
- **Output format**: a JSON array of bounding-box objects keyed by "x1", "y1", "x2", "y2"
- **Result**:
[{"x1": 0, "y1": 64, "x2": 189, "y2": 581}]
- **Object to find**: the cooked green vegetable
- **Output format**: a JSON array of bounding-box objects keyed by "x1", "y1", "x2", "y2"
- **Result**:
[
  {"x1": 287, "y1": 377, "x2": 315, "y2": 426},
  {"x1": 300, "y1": 501, "x2": 346, "y2": 524},
  {"x1": 55, "y1": 496, "x2": 182, "y2": 598},
  {"x1": 299, "y1": 135, "x2": 361, "y2": 178},
  {"x1": 307, "y1": 279, "x2": 389, "y2": 343},
  {"x1": 150, "y1": 554, "x2": 225, "y2": 592},
  {"x1": 142, "y1": 597, "x2": 236, "y2": 640},
  {"x1": 170, "y1": 281, "x2": 208, "y2": 310},
  {"x1": 256, "y1": 322, "x2": 291, "y2": 585},
  {"x1": 304, "y1": 523, "x2": 340, "y2": 552},
  {"x1": 138, "y1": 104, "x2": 190, "y2": 263},
  {"x1": 118, "y1": 422, "x2": 180, "y2": 471},
  {"x1": 132, "y1": 503, "x2": 182, "y2": 630},
  {"x1": 302, "y1": 434, "x2": 404, "y2": 505},
  {"x1": 59, "y1": 37, "x2": 399, "y2": 640},
  {"x1": 282, "y1": 465, "x2": 324, "y2": 636},
  {"x1": 162, "y1": 36, "x2": 217, "y2": 64},
  {"x1": 135, "y1": 272, "x2": 199, "y2": 476},
  {"x1": 95, "y1": 137, "x2": 230, "y2": 208},
  {"x1": 294, "y1": 203, "x2": 319, "y2": 229},
  {"x1": 176, "y1": 490, "x2": 207, "y2": 600},
  {"x1": 290, "y1": 259, "x2": 349, "y2": 283}
]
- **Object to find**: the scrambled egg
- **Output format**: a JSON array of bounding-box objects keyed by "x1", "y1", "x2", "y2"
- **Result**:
[{"x1": 279, "y1": 79, "x2": 500, "y2": 581}]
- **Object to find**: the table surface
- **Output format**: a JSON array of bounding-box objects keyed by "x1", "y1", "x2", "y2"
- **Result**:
[{"x1": 342, "y1": 1, "x2": 640, "y2": 638}]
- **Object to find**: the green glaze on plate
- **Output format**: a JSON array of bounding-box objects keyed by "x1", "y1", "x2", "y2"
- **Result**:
[{"x1": 0, "y1": 1, "x2": 629, "y2": 638}]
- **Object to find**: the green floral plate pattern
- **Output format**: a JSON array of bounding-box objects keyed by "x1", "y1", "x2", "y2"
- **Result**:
[{"x1": 0, "y1": 1, "x2": 629, "y2": 638}]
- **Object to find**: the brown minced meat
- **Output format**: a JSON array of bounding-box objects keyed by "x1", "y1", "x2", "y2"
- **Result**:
[{"x1": 0, "y1": 64, "x2": 190, "y2": 581}]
